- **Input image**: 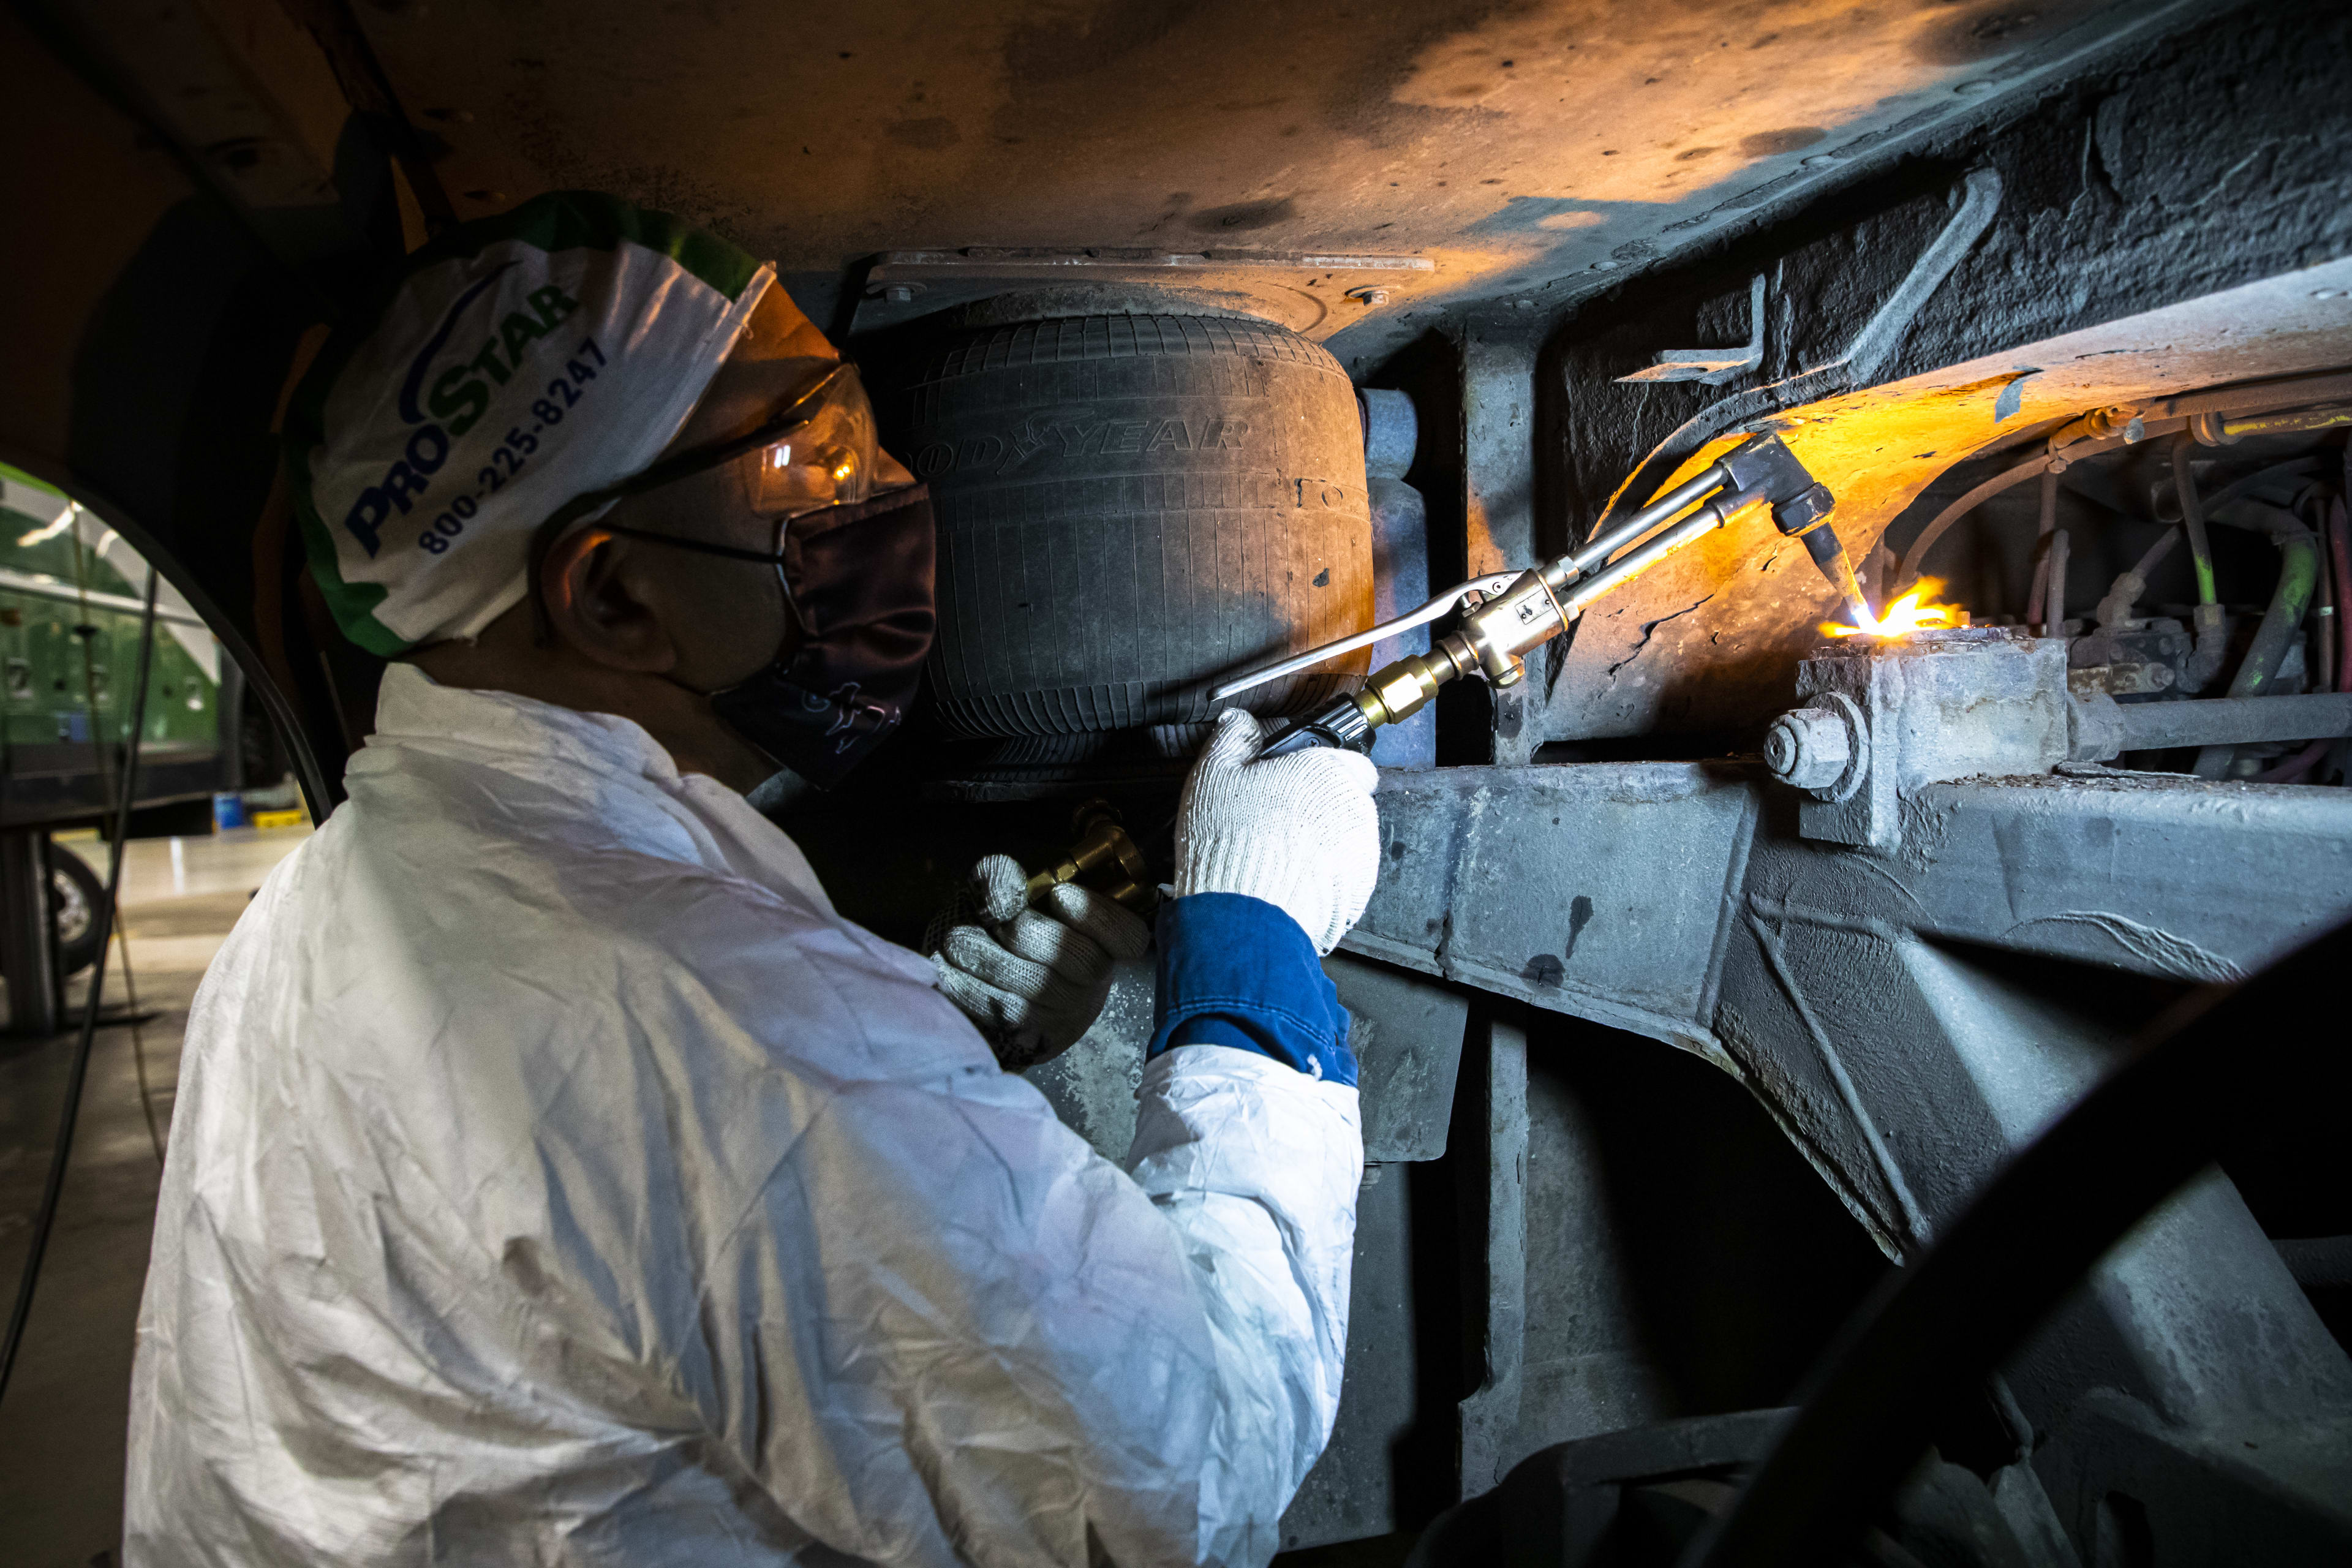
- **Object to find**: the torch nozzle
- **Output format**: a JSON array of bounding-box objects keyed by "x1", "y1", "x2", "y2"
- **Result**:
[{"x1": 1801, "y1": 522, "x2": 1875, "y2": 631}]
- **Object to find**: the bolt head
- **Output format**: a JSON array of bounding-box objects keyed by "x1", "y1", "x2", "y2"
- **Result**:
[
  {"x1": 883, "y1": 284, "x2": 916, "y2": 304},
  {"x1": 1765, "y1": 707, "x2": 1853, "y2": 791}
]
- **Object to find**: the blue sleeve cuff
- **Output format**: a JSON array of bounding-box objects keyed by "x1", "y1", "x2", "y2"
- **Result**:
[{"x1": 1150, "y1": 892, "x2": 1356, "y2": 1087}]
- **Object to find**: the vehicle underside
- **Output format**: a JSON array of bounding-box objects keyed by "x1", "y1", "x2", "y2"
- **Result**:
[{"x1": 5, "y1": 1, "x2": 2351, "y2": 1562}]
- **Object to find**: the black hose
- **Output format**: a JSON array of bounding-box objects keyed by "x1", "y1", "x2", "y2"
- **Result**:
[
  {"x1": 2041, "y1": 529, "x2": 2069, "y2": 637},
  {"x1": 1891, "y1": 456, "x2": 2050, "y2": 595},
  {"x1": 0, "y1": 568, "x2": 161, "y2": 1409},
  {"x1": 2188, "y1": 455, "x2": 2326, "y2": 520},
  {"x1": 1891, "y1": 417, "x2": 2195, "y2": 598},
  {"x1": 1681, "y1": 915, "x2": 2352, "y2": 1568},
  {"x1": 2092, "y1": 529, "x2": 2177, "y2": 628},
  {"x1": 2094, "y1": 456, "x2": 2320, "y2": 630},
  {"x1": 2023, "y1": 469, "x2": 2060, "y2": 626}
]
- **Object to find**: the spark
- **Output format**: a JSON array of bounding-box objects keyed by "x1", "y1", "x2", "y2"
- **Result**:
[{"x1": 1823, "y1": 578, "x2": 1964, "y2": 638}]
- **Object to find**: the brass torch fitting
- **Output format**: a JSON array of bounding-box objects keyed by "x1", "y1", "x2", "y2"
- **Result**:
[
  {"x1": 1357, "y1": 634, "x2": 1480, "y2": 725},
  {"x1": 1457, "y1": 570, "x2": 1570, "y2": 687},
  {"x1": 1024, "y1": 800, "x2": 1153, "y2": 910}
]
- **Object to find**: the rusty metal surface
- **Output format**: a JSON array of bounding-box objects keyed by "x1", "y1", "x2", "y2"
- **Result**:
[{"x1": 344, "y1": 0, "x2": 2210, "y2": 363}]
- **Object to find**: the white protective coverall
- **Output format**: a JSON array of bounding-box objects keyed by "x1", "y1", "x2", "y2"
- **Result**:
[{"x1": 126, "y1": 663, "x2": 1362, "y2": 1566}]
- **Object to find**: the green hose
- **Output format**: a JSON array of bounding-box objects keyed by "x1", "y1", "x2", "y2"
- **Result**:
[
  {"x1": 2171, "y1": 435, "x2": 2220, "y2": 606},
  {"x1": 2171, "y1": 435, "x2": 2229, "y2": 692},
  {"x1": 2190, "y1": 506, "x2": 2318, "y2": 778},
  {"x1": 2229, "y1": 531, "x2": 2319, "y2": 698}
]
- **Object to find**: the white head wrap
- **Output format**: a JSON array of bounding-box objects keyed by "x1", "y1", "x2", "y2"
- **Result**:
[{"x1": 287, "y1": 192, "x2": 773, "y2": 654}]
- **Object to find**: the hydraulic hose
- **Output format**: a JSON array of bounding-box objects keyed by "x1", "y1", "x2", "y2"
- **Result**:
[
  {"x1": 2092, "y1": 528, "x2": 2177, "y2": 629},
  {"x1": 2281, "y1": 492, "x2": 2352, "y2": 785},
  {"x1": 2171, "y1": 434, "x2": 2229, "y2": 692},
  {"x1": 2022, "y1": 469, "x2": 2060, "y2": 626},
  {"x1": 2222, "y1": 510, "x2": 2320, "y2": 698},
  {"x1": 2191, "y1": 501, "x2": 2318, "y2": 778},
  {"x1": 2336, "y1": 489, "x2": 2352, "y2": 701},
  {"x1": 2041, "y1": 529, "x2": 2070, "y2": 638},
  {"x1": 2255, "y1": 741, "x2": 2328, "y2": 785},
  {"x1": 1891, "y1": 454, "x2": 2049, "y2": 595}
]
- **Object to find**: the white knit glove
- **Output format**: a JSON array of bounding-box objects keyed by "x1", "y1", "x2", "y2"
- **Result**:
[
  {"x1": 1175, "y1": 709, "x2": 1381, "y2": 955},
  {"x1": 930, "y1": 854, "x2": 1153, "y2": 1070}
]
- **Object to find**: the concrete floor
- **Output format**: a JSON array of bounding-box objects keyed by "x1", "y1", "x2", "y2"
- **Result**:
[{"x1": 0, "y1": 826, "x2": 310, "y2": 1568}]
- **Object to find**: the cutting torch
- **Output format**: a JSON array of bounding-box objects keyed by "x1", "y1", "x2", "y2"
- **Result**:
[
  {"x1": 1218, "y1": 432, "x2": 1856, "y2": 757},
  {"x1": 1022, "y1": 432, "x2": 1859, "y2": 905}
]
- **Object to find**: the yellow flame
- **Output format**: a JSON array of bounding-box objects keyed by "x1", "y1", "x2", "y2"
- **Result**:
[{"x1": 1823, "y1": 578, "x2": 1965, "y2": 638}]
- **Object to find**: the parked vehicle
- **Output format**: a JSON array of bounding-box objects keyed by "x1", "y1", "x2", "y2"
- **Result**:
[{"x1": 0, "y1": 464, "x2": 255, "y2": 975}]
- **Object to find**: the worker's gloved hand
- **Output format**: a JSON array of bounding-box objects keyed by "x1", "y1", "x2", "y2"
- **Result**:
[
  {"x1": 1176, "y1": 709, "x2": 1381, "y2": 955},
  {"x1": 930, "y1": 855, "x2": 1153, "y2": 1070}
]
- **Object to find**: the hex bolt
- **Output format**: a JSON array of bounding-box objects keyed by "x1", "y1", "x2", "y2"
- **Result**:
[
  {"x1": 1763, "y1": 707, "x2": 1852, "y2": 791},
  {"x1": 883, "y1": 284, "x2": 916, "y2": 304}
]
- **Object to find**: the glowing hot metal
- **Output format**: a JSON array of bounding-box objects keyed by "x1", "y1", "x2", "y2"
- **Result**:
[{"x1": 1823, "y1": 578, "x2": 1965, "y2": 639}]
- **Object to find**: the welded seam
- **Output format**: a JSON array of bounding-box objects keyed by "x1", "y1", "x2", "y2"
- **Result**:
[
  {"x1": 1999, "y1": 911, "x2": 2246, "y2": 984},
  {"x1": 1840, "y1": 168, "x2": 2005, "y2": 384},
  {"x1": 1697, "y1": 786, "x2": 1765, "y2": 1024},
  {"x1": 1587, "y1": 169, "x2": 2004, "y2": 552},
  {"x1": 1744, "y1": 907, "x2": 1932, "y2": 1255}
]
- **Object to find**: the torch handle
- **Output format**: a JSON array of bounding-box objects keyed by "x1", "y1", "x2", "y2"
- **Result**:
[{"x1": 1260, "y1": 691, "x2": 1379, "y2": 756}]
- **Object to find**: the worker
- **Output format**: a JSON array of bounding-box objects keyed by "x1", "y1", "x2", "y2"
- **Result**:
[{"x1": 124, "y1": 192, "x2": 1382, "y2": 1566}]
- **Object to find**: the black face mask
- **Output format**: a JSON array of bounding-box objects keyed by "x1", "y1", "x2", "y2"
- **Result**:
[
  {"x1": 533, "y1": 364, "x2": 937, "y2": 788},
  {"x1": 695, "y1": 486, "x2": 936, "y2": 788}
]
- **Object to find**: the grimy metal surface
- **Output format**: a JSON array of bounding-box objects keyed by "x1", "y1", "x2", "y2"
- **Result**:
[
  {"x1": 1343, "y1": 763, "x2": 1757, "y2": 1057},
  {"x1": 1344, "y1": 761, "x2": 2352, "y2": 1236},
  {"x1": 344, "y1": 0, "x2": 2222, "y2": 368},
  {"x1": 1785, "y1": 626, "x2": 2071, "y2": 850},
  {"x1": 1531, "y1": 0, "x2": 2352, "y2": 742},
  {"x1": 9, "y1": 2, "x2": 2351, "y2": 1553},
  {"x1": 1535, "y1": 260, "x2": 2352, "y2": 745},
  {"x1": 7, "y1": 0, "x2": 2341, "y2": 804},
  {"x1": 1349, "y1": 758, "x2": 2352, "y2": 1548}
]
